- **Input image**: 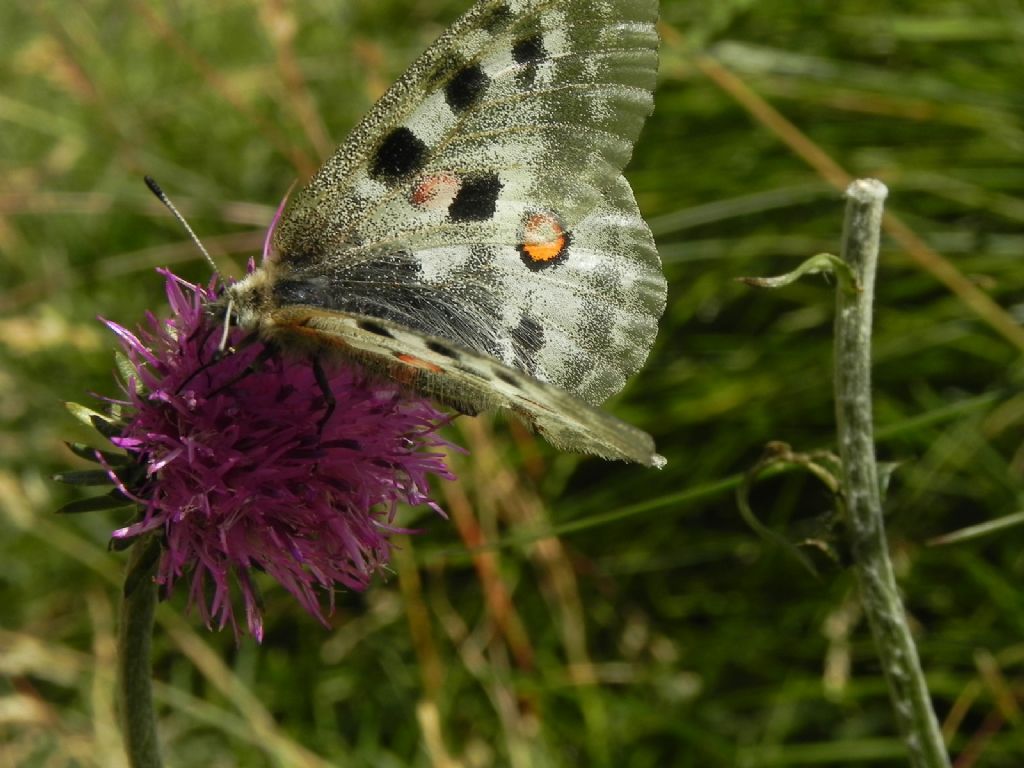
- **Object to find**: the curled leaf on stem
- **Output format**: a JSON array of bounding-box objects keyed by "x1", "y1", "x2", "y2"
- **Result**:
[
  {"x1": 738, "y1": 252, "x2": 859, "y2": 293},
  {"x1": 737, "y1": 441, "x2": 844, "y2": 577}
]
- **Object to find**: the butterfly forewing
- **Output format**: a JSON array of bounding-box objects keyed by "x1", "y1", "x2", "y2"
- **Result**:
[
  {"x1": 238, "y1": 0, "x2": 666, "y2": 464},
  {"x1": 277, "y1": 0, "x2": 657, "y2": 233}
]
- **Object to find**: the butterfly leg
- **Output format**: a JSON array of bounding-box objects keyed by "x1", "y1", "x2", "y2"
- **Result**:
[
  {"x1": 205, "y1": 342, "x2": 274, "y2": 398},
  {"x1": 175, "y1": 327, "x2": 262, "y2": 395},
  {"x1": 311, "y1": 355, "x2": 336, "y2": 433},
  {"x1": 173, "y1": 324, "x2": 222, "y2": 394}
]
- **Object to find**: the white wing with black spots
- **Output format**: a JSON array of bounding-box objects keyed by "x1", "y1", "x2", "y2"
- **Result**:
[{"x1": 227, "y1": 0, "x2": 666, "y2": 465}]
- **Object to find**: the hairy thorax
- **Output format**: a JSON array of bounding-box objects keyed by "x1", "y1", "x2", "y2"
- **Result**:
[{"x1": 224, "y1": 269, "x2": 275, "y2": 333}]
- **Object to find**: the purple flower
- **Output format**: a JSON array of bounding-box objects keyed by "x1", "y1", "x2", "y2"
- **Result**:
[{"x1": 89, "y1": 269, "x2": 454, "y2": 641}]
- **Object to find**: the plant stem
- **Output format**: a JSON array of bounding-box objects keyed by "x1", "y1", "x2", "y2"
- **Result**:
[
  {"x1": 834, "y1": 179, "x2": 950, "y2": 768},
  {"x1": 119, "y1": 538, "x2": 163, "y2": 768}
]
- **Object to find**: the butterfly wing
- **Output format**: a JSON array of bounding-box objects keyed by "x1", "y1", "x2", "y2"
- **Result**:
[{"x1": 254, "y1": 0, "x2": 665, "y2": 463}]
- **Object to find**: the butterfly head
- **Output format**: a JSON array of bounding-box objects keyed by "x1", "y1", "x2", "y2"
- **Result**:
[
  {"x1": 198, "y1": 269, "x2": 271, "y2": 358},
  {"x1": 213, "y1": 269, "x2": 271, "y2": 334},
  {"x1": 210, "y1": 181, "x2": 295, "y2": 337}
]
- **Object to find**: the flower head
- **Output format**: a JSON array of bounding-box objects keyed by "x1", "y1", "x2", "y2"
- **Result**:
[{"x1": 78, "y1": 269, "x2": 454, "y2": 641}]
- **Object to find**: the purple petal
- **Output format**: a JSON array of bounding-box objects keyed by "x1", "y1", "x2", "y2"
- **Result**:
[{"x1": 97, "y1": 267, "x2": 455, "y2": 641}]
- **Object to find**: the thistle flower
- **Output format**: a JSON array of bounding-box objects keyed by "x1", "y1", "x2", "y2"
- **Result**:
[{"x1": 62, "y1": 269, "x2": 455, "y2": 641}]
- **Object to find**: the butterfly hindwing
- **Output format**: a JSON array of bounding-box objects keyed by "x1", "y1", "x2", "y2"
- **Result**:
[{"x1": 268, "y1": 305, "x2": 665, "y2": 467}]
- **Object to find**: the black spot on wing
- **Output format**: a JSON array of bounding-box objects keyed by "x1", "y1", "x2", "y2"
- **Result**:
[
  {"x1": 512, "y1": 32, "x2": 545, "y2": 88},
  {"x1": 480, "y1": 3, "x2": 512, "y2": 32},
  {"x1": 512, "y1": 34, "x2": 545, "y2": 65},
  {"x1": 511, "y1": 315, "x2": 544, "y2": 376},
  {"x1": 445, "y1": 63, "x2": 489, "y2": 113},
  {"x1": 448, "y1": 173, "x2": 502, "y2": 222},
  {"x1": 371, "y1": 127, "x2": 428, "y2": 183},
  {"x1": 357, "y1": 320, "x2": 395, "y2": 338},
  {"x1": 426, "y1": 340, "x2": 460, "y2": 359},
  {"x1": 494, "y1": 368, "x2": 521, "y2": 388}
]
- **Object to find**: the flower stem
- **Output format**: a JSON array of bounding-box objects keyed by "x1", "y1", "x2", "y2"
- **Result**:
[
  {"x1": 834, "y1": 179, "x2": 949, "y2": 768},
  {"x1": 118, "y1": 538, "x2": 163, "y2": 768}
]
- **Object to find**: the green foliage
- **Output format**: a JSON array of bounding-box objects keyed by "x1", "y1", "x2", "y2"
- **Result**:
[{"x1": 2, "y1": 0, "x2": 1022, "y2": 765}]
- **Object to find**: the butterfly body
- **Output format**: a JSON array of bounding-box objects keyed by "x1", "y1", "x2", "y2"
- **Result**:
[{"x1": 227, "y1": 0, "x2": 666, "y2": 467}]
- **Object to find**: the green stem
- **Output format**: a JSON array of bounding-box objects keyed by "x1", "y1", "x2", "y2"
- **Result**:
[
  {"x1": 834, "y1": 179, "x2": 950, "y2": 768},
  {"x1": 119, "y1": 538, "x2": 163, "y2": 768}
]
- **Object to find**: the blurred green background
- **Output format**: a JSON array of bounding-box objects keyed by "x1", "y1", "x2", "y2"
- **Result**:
[{"x1": 2, "y1": 0, "x2": 1023, "y2": 765}]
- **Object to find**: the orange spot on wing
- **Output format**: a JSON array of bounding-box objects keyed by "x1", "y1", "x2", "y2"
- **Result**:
[
  {"x1": 410, "y1": 172, "x2": 460, "y2": 207},
  {"x1": 278, "y1": 320, "x2": 352, "y2": 350},
  {"x1": 396, "y1": 353, "x2": 443, "y2": 372},
  {"x1": 519, "y1": 212, "x2": 569, "y2": 265},
  {"x1": 521, "y1": 236, "x2": 566, "y2": 263}
]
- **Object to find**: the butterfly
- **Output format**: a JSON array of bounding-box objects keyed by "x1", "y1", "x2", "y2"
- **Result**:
[{"x1": 226, "y1": 0, "x2": 667, "y2": 467}]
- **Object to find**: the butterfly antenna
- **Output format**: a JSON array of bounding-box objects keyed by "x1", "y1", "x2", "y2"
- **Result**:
[{"x1": 144, "y1": 176, "x2": 219, "y2": 274}]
